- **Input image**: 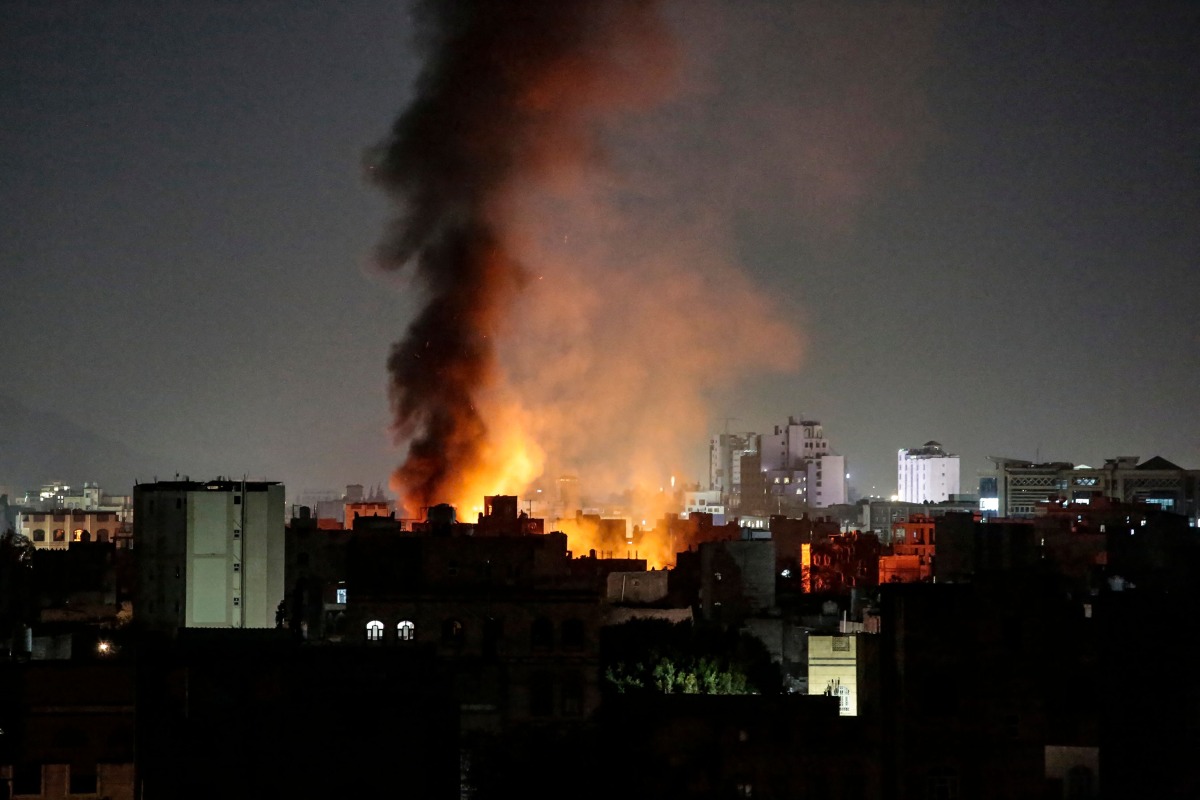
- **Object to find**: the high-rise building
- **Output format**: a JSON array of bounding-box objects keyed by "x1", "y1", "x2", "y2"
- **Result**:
[
  {"x1": 761, "y1": 417, "x2": 831, "y2": 472},
  {"x1": 759, "y1": 417, "x2": 847, "y2": 509},
  {"x1": 709, "y1": 432, "x2": 759, "y2": 508},
  {"x1": 807, "y1": 453, "x2": 847, "y2": 508},
  {"x1": 135, "y1": 478, "x2": 284, "y2": 633},
  {"x1": 897, "y1": 442, "x2": 960, "y2": 503}
]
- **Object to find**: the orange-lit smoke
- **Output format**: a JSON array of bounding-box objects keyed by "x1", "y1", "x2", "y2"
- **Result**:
[
  {"x1": 372, "y1": 1, "x2": 936, "y2": 536},
  {"x1": 369, "y1": 1, "x2": 682, "y2": 517}
]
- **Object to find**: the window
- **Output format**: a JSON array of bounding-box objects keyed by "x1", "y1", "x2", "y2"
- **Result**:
[
  {"x1": 233, "y1": 562, "x2": 240, "y2": 573},
  {"x1": 336, "y1": 587, "x2": 347, "y2": 604},
  {"x1": 1065, "y1": 765, "x2": 1094, "y2": 800},
  {"x1": 562, "y1": 673, "x2": 584, "y2": 716},
  {"x1": 234, "y1": 495, "x2": 242, "y2": 505},
  {"x1": 97, "y1": 529, "x2": 109, "y2": 542},
  {"x1": 33, "y1": 529, "x2": 45, "y2": 542},
  {"x1": 69, "y1": 766, "x2": 98, "y2": 794},
  {"x1": 397, "y1": 620, "x2": 416, "y2": 641},
  {"x1": 53, "y1": 528, "x2": 66, "y2": 542},
  {"x1": 366, "y1": 620, "x2": 385, "y2": 642},
  {"x1": 531, "y1": 617, "x2": 554, "y2": 649},
  {"x1": 73, "y1": 529, "x2": 90, "y2": 542},
  {"x1": 561, "y1": 619, "x2": 585, "y2": 650},
  {"x1": 442, "y1": 618, "x2": 465, "y2": 646},
  {"x1": 12, "y1": 763, "x2": 42, "y2": 795}
]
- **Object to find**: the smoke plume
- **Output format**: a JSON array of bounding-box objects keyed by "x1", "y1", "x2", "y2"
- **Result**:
[
  {"x1": 370, "y1": 1, "x2": 934, "y2": 521},
  {"x1": 368, "y1": 1, "x2": 679, "y2": 514}
]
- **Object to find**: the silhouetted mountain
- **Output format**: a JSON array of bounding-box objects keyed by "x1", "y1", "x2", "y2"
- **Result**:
[{"x1": 0, "y1": 394, "x2": 158, "y2": 494}]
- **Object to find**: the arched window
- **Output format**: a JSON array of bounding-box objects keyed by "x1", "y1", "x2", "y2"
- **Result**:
[
  {"x1": 53, "y1": 529, "x2": 66, "y2": 542},
  {"x1": 74, "y1": 530, "x2": 91, "y2": 543},
  {"x1": 561, "y1": 618, "x2": 585, "y2": 650},
  {"x1": 33, "y1": 529, "x2": 46, "y2": 542},
  {"x1": 97, "y1": 529, "x2": 110, "y2": 543},
  {"x1": 366, "y1": 620, "x2": 385, "y2": 642},
  {"x1": 441, "y1": 618, "x2": 464, "y2": 646},
  {"x1": 397, "y1": 620, "x2": 416, "y2": 641},
  {"x1": 531, "y1": 617, "x2": 553, "y2": 649}
]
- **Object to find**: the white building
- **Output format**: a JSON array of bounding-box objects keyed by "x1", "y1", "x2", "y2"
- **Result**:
[
  {"x1": 897, "y1": 441, "x2": 960, "y2": 503},
  {"x1": 683, "y1": 489, "x2": 725, "y2": 519},
  {"x1": 760, "y1": 417, "x2": 830, "y2": 472},
  {"x1": 135, "y1": 478, "x2": 284, "y2": 633},
  {"x1": 760, "y1": 417, "x2": 847, "y2": 509},
  {"x1": 807, "y1": 453, "x2": 847, "y2": 508},
  {"x1": 709, "y1": 432, "x2": 758, "y2": 499}
]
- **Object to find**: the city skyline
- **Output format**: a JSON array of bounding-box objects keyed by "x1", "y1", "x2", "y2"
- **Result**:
[{"x1": 3, "y1": 2, "x2": 1197, "y2": 504}]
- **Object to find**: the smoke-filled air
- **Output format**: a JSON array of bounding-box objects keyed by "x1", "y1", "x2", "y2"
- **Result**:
[{"x1": 369, "y1": 0, "x2": 937, "y2": 527}]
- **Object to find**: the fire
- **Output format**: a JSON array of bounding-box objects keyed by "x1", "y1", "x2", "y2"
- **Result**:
[{"x1": 391, "y1": 394, "x2": 545, "y2": 519}]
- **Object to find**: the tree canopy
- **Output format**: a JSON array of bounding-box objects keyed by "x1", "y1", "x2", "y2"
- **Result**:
[{"x1": 600, "y1": 618, "x2": 781, "y2": 696}]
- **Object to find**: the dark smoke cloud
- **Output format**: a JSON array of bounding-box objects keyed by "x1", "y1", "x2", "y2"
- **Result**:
[{"x1": 367, "y1": 0, "x2": 673, "y2": 513}]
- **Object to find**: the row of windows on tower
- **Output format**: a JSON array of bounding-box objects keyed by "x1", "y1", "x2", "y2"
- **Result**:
[{"x1": 363, "y1": 617, "x2": 587, "y2": 649}]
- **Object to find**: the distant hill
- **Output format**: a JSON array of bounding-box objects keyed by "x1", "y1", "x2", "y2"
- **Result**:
[{"x1": 0, "y1": 394, "x2": 158, "y2": 495}]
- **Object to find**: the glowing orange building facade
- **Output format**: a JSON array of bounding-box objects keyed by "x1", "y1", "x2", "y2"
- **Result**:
[{"x1": 879, "y1": 515, "x2": 937, "y2": 584}]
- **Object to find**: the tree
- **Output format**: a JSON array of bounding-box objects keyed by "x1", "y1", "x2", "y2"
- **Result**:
[
  {"x1": 601, "y1": 618, "x2": 780, "y2": 696},
  {"x1": 0, "y1": 529, "x2": 37, "y2": 651}
]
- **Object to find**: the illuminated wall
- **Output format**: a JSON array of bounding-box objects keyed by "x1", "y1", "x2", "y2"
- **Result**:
[
  {"x1": 136, "y1": 480, "x2": 285, "y2": 633},
  {"x1": 807, "y1": 634, "x2": 859, "y2": 716},
  {"x1": 898, "y1": 443, "x2": 961, "y2": 503}
]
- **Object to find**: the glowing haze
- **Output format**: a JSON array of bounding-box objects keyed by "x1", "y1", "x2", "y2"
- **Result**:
[{"x1": 370, "y1": 0, "x2": 802, "y2": 518}]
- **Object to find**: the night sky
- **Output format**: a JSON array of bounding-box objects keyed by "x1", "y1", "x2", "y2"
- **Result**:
[{"x1": 3, "y1": 2, "x2": 1197, "y2": 504}]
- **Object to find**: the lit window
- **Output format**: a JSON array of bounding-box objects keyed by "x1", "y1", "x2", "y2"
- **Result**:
[
  {"x1": 336, "y1": 587, "x2": 347, "y2": 604},
  {"x1": 366, "y1": 620, "x2": 385, "y2": 641},
  {"x1": 397, "y1": 620, "x2": 416, "y2": 641}
]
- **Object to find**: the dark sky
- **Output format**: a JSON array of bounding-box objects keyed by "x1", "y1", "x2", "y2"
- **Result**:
[{"x1": 3, "y1": 1, "x2": 1197, "y2": 503}]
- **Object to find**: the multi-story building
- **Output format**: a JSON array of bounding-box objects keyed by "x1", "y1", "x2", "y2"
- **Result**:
[
  {"x1": 683, "y1": 489, "x2": 725, "y2": 519},
  {"x1": 16, "y1": 482, "x2": 133, "y2": 550},
  {"x1": 859, "y1": 497, "x2": 978, "y2": 544},
  {"x1": 759, "y1": 417, "x2": 847, "y2": 509},
  {"x1": 979, "y1": 455, "x2": 1200, "y2": 521},
  {"x1": 17, "y1": 509, "x2": 125, "y2": 550},
  {"x1": 878, "y1": 514, "x2": 938, "y2": 584},
  {"x1": 897, "y1": 441, "x2": 960, "y2": 503},
  {"x1": 709, "y1": 432, "x2": 759, "y2": 505},
  {"x1": 134, "y1": 478, "x2": 285, "y2": 634}
]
